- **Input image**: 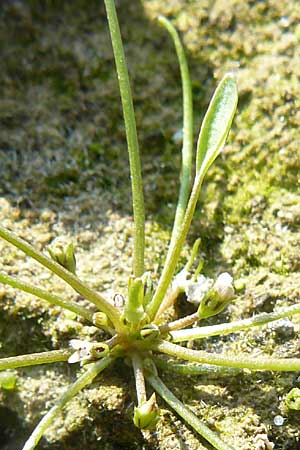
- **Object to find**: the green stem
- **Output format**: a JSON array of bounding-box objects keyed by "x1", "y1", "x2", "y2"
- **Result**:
[
  {"x1": 152, "y1": 340, "x2": 300, "y2": 371},
  {"x1": 131, "y1": 352, "x2": 147, "y2": 405},
  {"x1": 170, "y1": 304, "x2": 300, "y2": 342},
  {"x1": 147, "y1": 170, "x2": 207, "y2": 321},
  {"x1": 148, "y1": 17, "x2": 193, "y2": 322},
  {"x1": 158, "y1": 16, "x2": 193, "y2": 248},
  {"x1": 153, "y1": 356, "x2": 241, "y2": 376},
  {"x1": 160, "y1": 312, "x2": 199, "y2": 334},
  {"x1": 147, "y1": 75, "x2": 237, "y2": 321},
  {"x1": 155, "y1": 286, "x2": 181, "y2": 319},
  {"x1": 0, "y1": 225, "x2": 121, "y2": 330},
  {"x1": 104, "y1": 0, "x2": 145, "y2": 277},
  {"x1": 0, "y1": 271, "x2": 93, "y2": 322},
  {"x1": 22, "y1": 356, "x2": 114, "y2": 450},
  {"x1": 147, "y1": 373, "x2": 233, "y2": 450},
  {"x1": 0, "y1": 349, "x2": 72, "y2": 371}
]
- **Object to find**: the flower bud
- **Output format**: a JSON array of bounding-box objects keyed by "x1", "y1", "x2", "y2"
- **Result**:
[
  {"x1": 133, "y1": 393, "x2": 160, "y2": 430},
  {"x1": 90, "y1": 343, "x2": 109, "y2": 359},
  {"x1": 214, "y1": 272, "x2": 235, "y2": 301},
  {"x1": 198, "y1": 272, "x2": 234, "y2": 319},
  {"x1": 122, "y1": 276, "x2": 146, "y2": 326},
  {"x1": 93, "y1": 312, "x2": 109, "y2": 329},
  {"x1": 48, "y1": 241, "x2": 76, "y2": 274},
  {"x1": 286, "y1": 388, "x2": 300, "y2": 410},
  {"x1": 68, "y1": 339, "x2": 109, "y2": 364}
]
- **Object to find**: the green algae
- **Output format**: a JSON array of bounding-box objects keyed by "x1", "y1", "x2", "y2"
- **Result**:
[{"x1": 0, "y1": 0, "x2": 299, "y2": 449}]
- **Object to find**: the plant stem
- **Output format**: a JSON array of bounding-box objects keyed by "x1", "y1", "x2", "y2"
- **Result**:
[
  {"x1": 158, "y1": 16, "x2": 193, "y2": 248},
  {"x1": 147, "y1": 16, "x2": 193, "y2": 322},
  {"x1": 147, "y1": 170, "x2": 208, "y2": 321},
  {"x1": 131, "y1": 352, "x2": 147, "y2": 405},
  {"x1": 170, "y1": 304, "x2": 300, "y2": 342},
  {"x1": 0, "y1": 271, "x2": 93, "y2": 322},
  {"x1": 160, "y1": 312, "x2": 199, "y2": 334},
  {"x1": 147, "y1": 373, "x2": 233, "y2": 450},
  {"x1": 147, "y1": 75, "x2": 237, "y2": 321},
  {"x1": 155, "y1": 286, "x2": 181, "y2": 319},
  {"x1": 104, "y1": 0, "x2": 145, "y2": 277},
  {"x1": 0, "y1": 349, "x2": 73, "y2": 371},
  {"x1": 152, "y1": 340, "x2": 300, "y2": 371},
  {"x1": 153, "y1": 356, "x2": 242, "y2": 376},
  {"x1": 0, "y1": 225, "x2": 122, "y2": 330},
  {"x1": 22, "y1": 356, "x2": 114, "y2": 450}
]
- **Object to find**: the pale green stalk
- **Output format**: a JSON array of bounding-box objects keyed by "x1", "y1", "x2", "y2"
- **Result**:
[
  {"x1": 147, "y1": 373, "x2": 234, "y2": 450},
  {"x1": 132, "y1": 352, "x2": 147, "y2": 405},
  {"x1": 153, "y1": 356, "x2": 241, "y2": 376},
  {"x1": 0, "y1": 225, "x2": 121, "y2": 330},
  {"x1": 184, "y1": 238, "x2": 201, "y2": 272},
  {"x1": 160, "y1": 312, "x2": 199, "y2": 333},
  {"x1": 0, "y1": 271, "x2": 93, "y2": 322},
  {"x1": 154, "y1": 16, "x2": 193, "y2": 319},
  {"x1": 0, "y1": 349, "x2": 72, "y2": 371},
  {"x1": 146, "y1": 171, "x2": 207, "y2": 321},
  {"x1": 147, "y1": 75, "x2": 238, "y2": 321},
  {"x1": 104, "y1": 0, "x2": 145, "y2": 277},
  {"x1": 22, "y1": 356, "x2": 114, "y2": 450},
  {"x1": 158, "y1": 16, "x2": 193, "y2": 244},
  {"x1": 170, "y1": 304, "x2": 300, "y2": 342},
  {"x1": 153, "y1": 340, "x2": 300, "y2": 371}
]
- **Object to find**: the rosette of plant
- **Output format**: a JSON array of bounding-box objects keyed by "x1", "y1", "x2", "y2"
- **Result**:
[{"x1": 1, "y1": 1, "x2": 300, "y2": 449}]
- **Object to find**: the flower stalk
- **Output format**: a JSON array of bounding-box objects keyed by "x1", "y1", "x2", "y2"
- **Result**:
[
  {"x1": 104, "y1": 0, "x2": 145, "y2": 278},
  {"x1": 0, "y1": 349, "x2": 73, "y2": 371},
  {"x1": 153, "y1": 340, "x2": 300, "y2": 372},
  {"x1": 158, "y1": 16, "x2": 193, "y2": 246},
  {"x1": 132, "y1": 353, "x2": 159, "y2": 429},
  {"x1": 153, "y1": 356, "x2": 242, "y2": 376},
  {"x1": 170, "y1": 303, "x2": 300, "y2": 342}
]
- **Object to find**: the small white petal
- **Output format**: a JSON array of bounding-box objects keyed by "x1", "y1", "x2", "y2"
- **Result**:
[
  {"x1": 172, "y1": 269, "x2": 189, "y2": 291},
  {"x1": 214, "y1": 272, "x2": 234, "y2": 301},
  {"x1": 186, "y1": 275, "x2": 213, "y2": 305},
  {"x1": 68, "y1": 351, "x2": 81, "y2": 364},
  {"x1": 70, "y1": 339, "x2": 85, "y2": 350}
]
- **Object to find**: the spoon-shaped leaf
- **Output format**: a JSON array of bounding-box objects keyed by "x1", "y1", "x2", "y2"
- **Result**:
[
  {"x1": 148, "y1": 74, "x2": 238, "y2": 321},
  {"x1": 196, "y1": 73, "x2": 238, "y2": 176}
]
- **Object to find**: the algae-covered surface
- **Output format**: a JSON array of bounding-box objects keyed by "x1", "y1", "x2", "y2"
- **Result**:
[{"x1": 0, "y1": 0, "x2": 299, "y2": 449}]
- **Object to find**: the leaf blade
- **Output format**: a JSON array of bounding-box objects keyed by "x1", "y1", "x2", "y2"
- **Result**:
[{"x1": 196, "y1": 73, "x2": 238, "y2": 176}]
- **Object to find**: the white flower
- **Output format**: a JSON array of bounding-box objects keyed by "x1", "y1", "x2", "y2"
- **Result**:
[
  {"x1": 198, "y1": 272, "x2": 235, "y2": 319},
  {"x1": 68, "y1": 339, "x2": 109, "y2": 364},
  {"x1": 172, "y1": 269, "x2": 213, "y2": 305},
  {"x1": 68, "y1": 339, "x2": 95, "y2": 364},
  {"x1": 213, "y1": 272, "x2": 234, "y2": 302},
  {"x1": 185, "y1": 275, "x2": 214, "y2": 305}
]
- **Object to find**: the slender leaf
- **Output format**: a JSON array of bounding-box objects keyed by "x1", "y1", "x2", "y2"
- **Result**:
[{"x1": 147, "y1": 74, "x2": 238, "y2": 321}]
